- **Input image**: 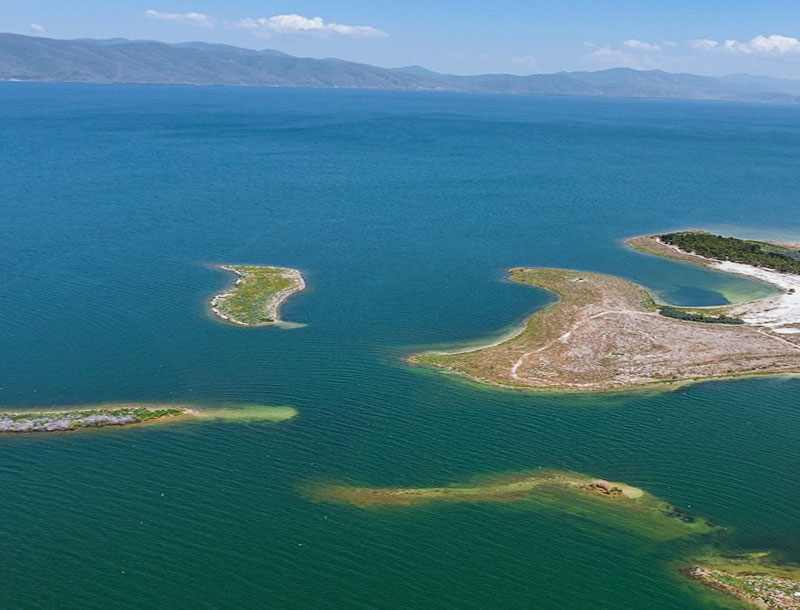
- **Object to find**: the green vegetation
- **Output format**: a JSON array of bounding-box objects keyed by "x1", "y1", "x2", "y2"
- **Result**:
[
  {"x1": 212, "y1": 265, "x2": 301, "y2": 326},
  {"x1": 660, "y1": 231, "x2": 800, "y2": 274},
  {"x1": 659, "y1": 306, "x2": 744, "y2": 325},
  {"x1": 0, "y1": 403, "x2": 298, "y2": 433},
  {"x1": 0, "y1": 406, "x2": 187, "y2": 433},
  {"x1": 688, "y1": 552, "x2": 800, "y2": 609}
]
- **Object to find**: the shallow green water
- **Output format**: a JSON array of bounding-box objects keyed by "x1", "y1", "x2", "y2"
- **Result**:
[{"x1": 1, "y1": 84, "x2": 799, "y2": 609}]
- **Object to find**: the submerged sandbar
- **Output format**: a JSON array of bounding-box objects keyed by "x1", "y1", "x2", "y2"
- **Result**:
[
  {"x1": 0, "y1": 403, "x2": 297, "y2": 434},
  {"x1": 210, "y1": 264, "x2": 305, "y2": 327},
  {"x1": 305, "y1": 469, "x2": 714, "y2": 539},
  {"x1": 410, "y1": 232, "x2": 800, "y2": 392}
]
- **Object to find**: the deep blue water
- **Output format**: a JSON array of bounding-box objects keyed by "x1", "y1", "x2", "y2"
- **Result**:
[{"x1": 1, "y1": 83, "x2": 799, "y2": 609}]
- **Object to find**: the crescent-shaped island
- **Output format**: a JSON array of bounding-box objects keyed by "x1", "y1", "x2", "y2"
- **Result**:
[
  {"x1": 210, "y1": 264, "x2": 306, "y2": 327},
  {"x1": 410, "y1": 231, "x2": 800, "y2": 392}
]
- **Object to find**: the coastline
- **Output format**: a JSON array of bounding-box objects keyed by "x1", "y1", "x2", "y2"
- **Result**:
[
  {"x1": 0, "y1": 402, "x2": 298, "y2": 434},
  {"x1": 210, "y1": 264, "x2": 306, "y2": 327},
  {"x1": 627, "y1": 233, "x2": 800, "y2": 335},
  {"x1": 408, "y1": 239, "x2": 800, "y2": 393}
]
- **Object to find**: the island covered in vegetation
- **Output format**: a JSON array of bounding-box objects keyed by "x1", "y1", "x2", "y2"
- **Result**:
[
  {"x1": 0, "y1": 403, "x2": 298, "y2": 433},
  {"x1": 686, "y1": 552, "x2": 800, "y2": 610},
  {"x1": 210, "y1": 264, "x2": 305, "y2": 327},
  {"x1": 659, "y1": 231, "x2": 800, "y2": 274}
]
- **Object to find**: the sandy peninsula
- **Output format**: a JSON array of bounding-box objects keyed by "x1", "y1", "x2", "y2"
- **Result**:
[
  {"x1": 0, "y1": 403, "x2": 298, "y2": 434},
  {"x1": 210, "y1": 264, "x2": 305, "y2": 327},
  {"x1": 410, "y1": 232, "x2": 800, "y2": 392}
]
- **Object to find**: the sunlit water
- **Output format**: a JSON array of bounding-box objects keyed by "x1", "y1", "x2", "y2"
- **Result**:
[{"x1": 2, "y1": 83, "x2": 800, "y2": 609}]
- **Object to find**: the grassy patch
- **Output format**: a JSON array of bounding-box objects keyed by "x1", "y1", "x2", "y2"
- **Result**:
[
  {"x1": 213, "y1": 265, "x2": 297, "y2": 326},
  {"x1": 659, "y1": 306, "x2": 744, "y2": 325},
  {"x1": 0, "y1": 406, "x2": 187, "y2": 433},
  {"x1": 661, "y1": 231, "x2": 800, "y2": 274}
]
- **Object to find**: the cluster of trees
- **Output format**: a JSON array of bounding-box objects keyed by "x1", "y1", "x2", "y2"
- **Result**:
[
  {"x1": 659, "y1": 306, "x2": 744, "y2": 325},
  {"x1": 660, "y1": 232, "x2": 800, "y2": 274}
]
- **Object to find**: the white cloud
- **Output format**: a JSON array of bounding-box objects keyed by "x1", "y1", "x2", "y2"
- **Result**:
[
  {"x1": 721, "y1": 34, "x2": 800, "y2": 56},
  {"x1": 145, "y1": 9, "x2": 213, "y2": 27},
  {"x1": 690, "y1": 38, "x2": 719, "y2": 50},
  {"x1": 624, "y1": 39, "x2": 661, "y2": 52},
  {"x1": 235, "y1": 14, "x2": 387, "y2": 38},
  {"x1": 511, "y1": 55, "x2": 538, "y2": 70},
  {"x1": 584, "y1": 45, "x2": 652, "y2": 70},
  {"x1": 29, "y1": 23, "x2": 46, "y2": 35}
]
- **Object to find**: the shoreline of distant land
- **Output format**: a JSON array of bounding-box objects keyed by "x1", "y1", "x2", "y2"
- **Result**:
[
  {"x1": 409, "y1": 230, "x2": 800, "y2": 393},
  {"x1": 3, "y1": 33, "x2": 800, "y2": 105}
]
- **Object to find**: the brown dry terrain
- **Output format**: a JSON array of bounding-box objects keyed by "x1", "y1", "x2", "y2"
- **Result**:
[
  {"x1": 411, "y1": 267, "x2": 800, "y2": 392},
  {"x1": 626, "y1": 234, "x2": 713, "y2": 267}
]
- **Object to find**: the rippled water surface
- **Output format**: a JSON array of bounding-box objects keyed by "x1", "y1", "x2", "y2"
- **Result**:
[{"x1": 2, "y1": 83, "x2": 800, "y2": 609}]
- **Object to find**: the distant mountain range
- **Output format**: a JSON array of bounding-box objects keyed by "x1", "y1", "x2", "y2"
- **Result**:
[{"x1": 3, "y1": 32, "x2": 800, "y2": 103}]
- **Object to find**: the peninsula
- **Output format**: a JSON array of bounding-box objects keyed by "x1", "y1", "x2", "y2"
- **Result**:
[
  {"x1": 210, "y1": 264, "x2": 305, "y2": 327},
  {"x1": 411, "y1": 232, "x2": 800, "y2": 392},
  {"x1": 0, "y1": 403, "x2": 297, "y2": 433}
]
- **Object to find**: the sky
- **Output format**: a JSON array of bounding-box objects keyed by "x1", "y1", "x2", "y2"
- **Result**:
[{"x1": 5, "y1": 1, "x2": 800, "y2": 78}]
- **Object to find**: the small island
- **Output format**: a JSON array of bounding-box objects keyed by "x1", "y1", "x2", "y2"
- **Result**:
[
  {"x1": 686, "y1": 552, "x2": 800, "y2": 610},
  {"x1": 410, "y1": 231, "x2": 800, "y2": 392},
  {"x1": 210, "y1": 264, "x2": 305, "y2": 327},
  {"x1": 0, "y1": 403, "x2": 298, "y2": 433}
]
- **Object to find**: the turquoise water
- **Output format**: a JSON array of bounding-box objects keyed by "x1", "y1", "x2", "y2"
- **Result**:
[{"x1": 2, "y1": 83, "x2": 800, "y2": 609}]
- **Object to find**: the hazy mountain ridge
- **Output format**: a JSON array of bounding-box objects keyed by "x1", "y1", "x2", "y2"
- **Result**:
[{"x1": 2, "y1": 33, "x2": 798, "y2": 102}]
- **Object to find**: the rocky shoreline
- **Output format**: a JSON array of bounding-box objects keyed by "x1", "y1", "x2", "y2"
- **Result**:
[{"x1": 210, "y1": 264, "x2": 305, "y2": 327}]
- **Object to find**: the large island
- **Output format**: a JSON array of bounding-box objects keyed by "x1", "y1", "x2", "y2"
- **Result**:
[{"x1": 411, "y1": 231, "x2": 800, "y2": 392}]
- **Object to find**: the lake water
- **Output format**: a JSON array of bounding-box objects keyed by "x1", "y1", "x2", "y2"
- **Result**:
[{"x1": 2, "y1": 83, "x2": 799, "y2": 609}]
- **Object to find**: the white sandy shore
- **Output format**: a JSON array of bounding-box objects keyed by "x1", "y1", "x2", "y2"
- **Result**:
[
  {"x1": 715, "y1": 261, "x2": 800, "y2": 333},
  {"x1": 652, "y1": 236, "x2": 800, "y2": 334}
]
